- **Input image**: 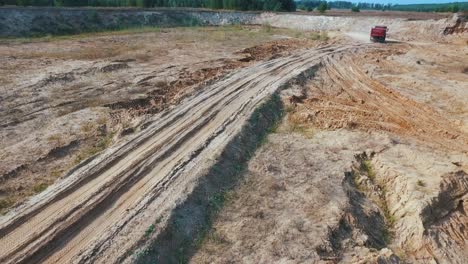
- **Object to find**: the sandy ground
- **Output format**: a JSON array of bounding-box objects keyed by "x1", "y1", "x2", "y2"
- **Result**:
[
  {"x1": 294, "y1": 9, "x2": 451, "y2": 20},
  {"x1": 0, "y1": 25, "x2": 333, "y2": 263},
  {"x1": 0, "y1": 11, "x2": 467, "y2": 264},
  {"x1": 192, "y1": 22, "x2": 468, "y2": 264},
  {"x1": 0, "y1": 25, "x2": 321, "y2": 215}
]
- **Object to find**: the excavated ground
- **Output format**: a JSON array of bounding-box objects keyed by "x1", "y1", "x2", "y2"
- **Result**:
[
  {"x1": 0, "y1": 12, "x2": 467, "y2": 264},
  {"x1": 192, "y1": 25, "x2": 468, "y2": 264},
  {"x1": 0, "y1": 24, "x2": 339, "y2": 263},
  {"x1": 0, "y1": 25, "x2": 323, "y2": 215}
]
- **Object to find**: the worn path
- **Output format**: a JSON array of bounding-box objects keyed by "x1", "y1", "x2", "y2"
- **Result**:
[{"x1": 0, "y1": 44, "x2": 363, "y2": 264}]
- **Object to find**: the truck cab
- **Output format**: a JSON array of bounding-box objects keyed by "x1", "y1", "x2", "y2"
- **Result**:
[{"x1": 370, "y1": 26, "x2": 387, "y2": 43}]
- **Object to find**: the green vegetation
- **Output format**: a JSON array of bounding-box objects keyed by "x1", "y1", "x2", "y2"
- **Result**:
[
  {"x1": 0, "y1": 198, "x2": 15, "y2": 215},
  {"x1": 297, "y1": 0, "x2": 362, "y2": 11},
  {"x1": 2, "y1": 0, "x2": 466, "y2": 12},
  {"x1": 360, "y1": 159, "x2": 376, "y2": 181},
  {"x1": 205, "y1": 230, "x2": 229, "y2": 244},
  {"x1": 145, "y1": 224, "x2": 155, "y2": 237},
  {"x1": 296, "y1": 0, "x2": 467, "y2": 12},
  {"x1": 262, "y1": 23, "x2": 272, "y2": 33},
  {"x1": 74, "y1": 132, "x2": 114, "y2": 165},
  {"x1": 1, "y1": 0, "x2": 297, "y2": 11},
  {"x1": 309, "y1": 31, "x2": 328, "y2": 41},
  {"x1": 50, "y1": 167, "x2": 63, "y2": 178},
  {"x1": 354, "y1": 157, "x2": 395, "y2": 244},
  {"x1": 391, "y1": 2, "x2": 464, "y2": 12},
  {"x1": 4, "y1": 25, "x2": 164, "y2": 43},
  {"x1": 317, "y1": 1, "x2": 327, "y2": 13},
  {"x1": 417, "y1": 179, "x2": 426, "y2": 187},
  {"x1": 33, "y1": 182, "x2": 49, "y2": 193}
]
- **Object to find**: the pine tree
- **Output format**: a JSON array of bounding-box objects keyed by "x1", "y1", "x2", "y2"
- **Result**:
[{"x1": 317, "y1": 2, "x2": 327, "y2": 13}]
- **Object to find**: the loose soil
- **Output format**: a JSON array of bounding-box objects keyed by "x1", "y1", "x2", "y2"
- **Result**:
[
  {"x1": 0, "y1": 25, "x2": 319, "y2": 215},
  {"x1": 192, "y1": 18, "x2": 468, "y2": 264},
  {"x1": 0, "y1": 24, "x2": 331, "y2": 263},
  {"x1": 295, "y1": 9, "x2": 451, "y2": 20},
  {"x1": 0, "y1": 11, "x2": 467, "y2": 264}
]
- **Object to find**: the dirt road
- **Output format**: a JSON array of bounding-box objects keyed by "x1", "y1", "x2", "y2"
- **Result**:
[
  {"x1": 0, "y1": 43, "x2": 363, "y2": 263},
  {"x1": 0, "y1": 26, "x2": 322, "y2": 213},
  {"x1": 191, "y1": 28, "x2": 467, "y2": 263}
]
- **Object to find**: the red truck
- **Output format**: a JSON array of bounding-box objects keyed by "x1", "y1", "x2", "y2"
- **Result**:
[{"x1": 370, "y1": 26, "x2": 387, "y2": 43}]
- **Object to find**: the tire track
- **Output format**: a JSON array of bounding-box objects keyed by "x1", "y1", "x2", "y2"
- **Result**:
[{"x1": 0, "y1": 44, "x2": 362, "y2": 264}]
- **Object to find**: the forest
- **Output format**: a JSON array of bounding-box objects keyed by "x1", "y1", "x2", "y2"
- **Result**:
[
  {"x1": 0, "y1": 0, "x2": 296, "y2": 11},
  {"x1": 389, "y1": 2, "x2": 466, "y2": 12},
  {"x1": 295, "y1": 1, "x2": 466, "y2": 12},
  {"x1": 0, "y1": 0, "x2": 466, "y2": 12}
]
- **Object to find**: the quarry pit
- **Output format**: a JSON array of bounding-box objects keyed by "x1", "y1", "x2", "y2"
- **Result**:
[{"x1": 0, "y1": 7, "x2": 467, "y2": 264}]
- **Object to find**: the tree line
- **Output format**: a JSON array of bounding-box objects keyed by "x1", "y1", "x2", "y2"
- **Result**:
[
  {"x1": 295, "y1": 1, "x2": 394, "y2": 13},
  {"x1": 0, "y1": 0, "x2": 296, "y2": 11},
  {"x1": 390, "y1": 2, "x2": 465, "y2": 13},
  {"x1": 1, "y1": 0, "x2": 466, "y2": 12},
  {"x1": 296, "y1": 0, "x2": 466, "y2": 13}
]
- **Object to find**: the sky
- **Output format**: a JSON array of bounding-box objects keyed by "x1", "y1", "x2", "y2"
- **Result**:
[{"x1": 342, "y1": 0, "x2": 465, "y2": 4}]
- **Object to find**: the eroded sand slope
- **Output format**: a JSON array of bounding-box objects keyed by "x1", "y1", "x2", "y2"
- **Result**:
[
  {"x1": 0, "y1": 39, "x2": 364, "y2": 263},
  {"x1": 193, "y1": 25, "x2": 467, "y2": 263}
]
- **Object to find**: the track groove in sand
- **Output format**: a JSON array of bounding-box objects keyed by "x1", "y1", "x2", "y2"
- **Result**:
[{"x1": 0, "y1": 44, "x2": 362, "y2": 264}]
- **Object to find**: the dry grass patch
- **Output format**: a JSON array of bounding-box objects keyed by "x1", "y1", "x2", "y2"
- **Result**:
[
  {"x1": 0, "y1": 198, "x2": 15, "y2": 215},
  {"x1": 416, "y1": 179, "x2": 426, "y2": 187},
  {"x1": 24, "y1": 43, "x2": 144, "y2": 61},
  {"x1": 74, "y1": 132, "x2": 114, "y2": 165},
  {"x1": 2, "y1": 25, "x2": 329, "y2": 68},
  {"x1": 32, "y1": 182, "x2": 50, "y2": 193},
  {"x1": 47, "y1": 134, "x2": 63, "y2": 145},
  {"x1": 276, "y1": 111, "x2": 317, "y2": 138}
]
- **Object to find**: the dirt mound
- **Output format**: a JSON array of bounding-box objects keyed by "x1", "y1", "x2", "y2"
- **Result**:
[
  {"x1": 105, "y1": 58, "x2": 244, "y2": 116},
  {"x1": 107, "y1": 39, "x2": 316, "y2": 117},
  {"x1": 444, "y1": 16, "x2": 468, "y2": 35},
  {"x1": 288, "y1": 54, "x2": 467, "y2": 152},
  {"x1": 193, "y1": 35, "x2": 467, "y2": 264},
  {"x1": 237, "y1": 39, "x2": 313, "y2": 61},
  {"x1": 417, "y1": 170, "x2": 468, "y2": 263}
]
